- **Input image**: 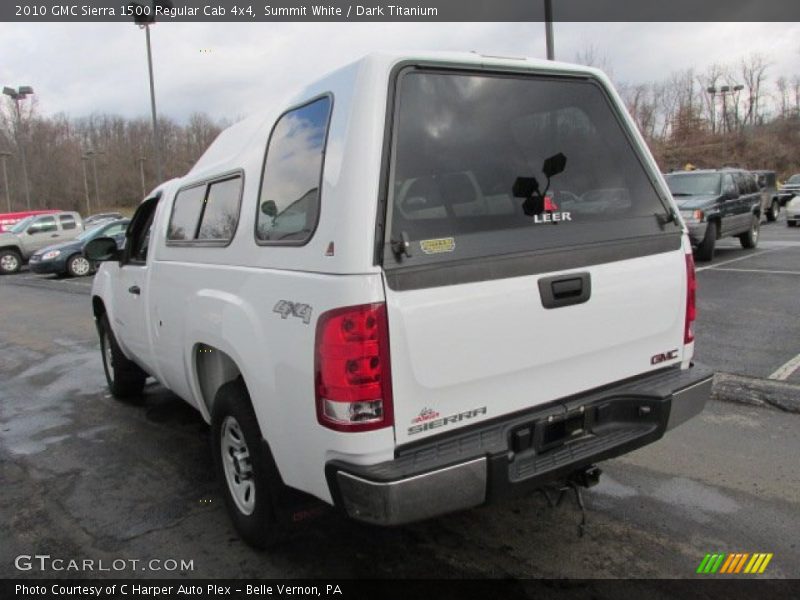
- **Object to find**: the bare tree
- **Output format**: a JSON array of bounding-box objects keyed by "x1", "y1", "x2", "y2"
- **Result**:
[{"x1": 740, "y1": 53, "x2": 770, "y2": 126}]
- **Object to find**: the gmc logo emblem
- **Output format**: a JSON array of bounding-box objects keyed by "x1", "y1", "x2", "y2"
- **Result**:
[{"x1": 651, "y1": 349, "x2": 679, "y2": 365}]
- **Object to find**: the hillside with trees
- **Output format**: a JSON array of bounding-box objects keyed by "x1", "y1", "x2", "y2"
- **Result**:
[{"x1": 1, "y1": 50, "x2": 798, "y2": 215}]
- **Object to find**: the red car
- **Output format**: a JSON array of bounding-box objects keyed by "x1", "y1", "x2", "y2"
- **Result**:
[{"x1": 0, "y1": 210, "x2": 60, "y2": 233}]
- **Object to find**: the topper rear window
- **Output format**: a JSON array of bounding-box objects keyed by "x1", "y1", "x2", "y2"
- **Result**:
[{"x1": 383, "y1": 70, "x2": 675, "y2": 268}]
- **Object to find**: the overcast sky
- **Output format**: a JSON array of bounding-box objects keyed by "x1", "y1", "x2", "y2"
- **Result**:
[{"x1": 1, "y1": 21, "x2": 799, "y2": 123}]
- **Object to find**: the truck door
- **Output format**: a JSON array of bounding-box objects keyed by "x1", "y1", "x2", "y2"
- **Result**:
[
  {"x1": 20, "y1": 214, "x2": 59, "y2": 256},
  {"x1": 111, "y1": 197, "x2": 160, "y2": 374}
]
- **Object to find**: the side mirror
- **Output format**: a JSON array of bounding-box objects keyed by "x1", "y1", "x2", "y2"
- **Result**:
[
  {"x1": 84, "y1": 237, "x2": 120, "y2": 262},
  {"x1": 26, "y1": 226, "x2": 38, "y2": 235},
  {"x1": 542, "y1": 152, "x2": 567, "y2": 179},
  {"x1": 261, "y1": 200, "x2": 277, "y2": 217}
]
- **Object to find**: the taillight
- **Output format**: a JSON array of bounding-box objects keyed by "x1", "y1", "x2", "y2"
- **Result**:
[
  {"x1": 315, "y1": 303, "x2": 394, "y2": 432},
  {"x1": 684, "y1": 253, "x2": 697, "y2": 344}
]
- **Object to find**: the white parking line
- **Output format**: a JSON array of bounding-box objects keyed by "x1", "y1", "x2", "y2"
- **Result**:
[
  {"x1": 712, "y1": 268, "x2": 800, "y2": 276},
  {"x1": 696, "y1": 248, "x2": 782, "y2": 272},
  {"x1": 769, "y1": 353, "x2": 800, "y2": 381}
]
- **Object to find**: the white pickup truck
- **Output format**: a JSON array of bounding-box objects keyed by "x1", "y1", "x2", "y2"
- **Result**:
[{"x1": 87, "y1": 52, "x2": 713, "y2": 547}]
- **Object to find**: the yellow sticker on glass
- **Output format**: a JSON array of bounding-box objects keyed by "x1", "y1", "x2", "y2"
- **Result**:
[{"x1": 419, "y1": 237, "x2": 456, "y2": 254}]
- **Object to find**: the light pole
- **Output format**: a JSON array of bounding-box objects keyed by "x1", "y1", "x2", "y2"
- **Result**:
[
  {"x1": 708, "y1": 84, "x2": 744, "y2": 134},
  {"x1": 2, "y1": 85, "x2": 34, "y2": 209},
  {"x1": 83, "y1": 150, "x2": 104, "y2": 210},
  {"x1": 544, "y1": 0, "x2": 554, "y2": 60},
  {"x1": 137, "y1": 156, "x2": 148, "y2": 197},
  {"x1": 705, "y1": 86, "x2": 717, "y2": 134},
  {"x1": 81, "y1": 154, "x2": 91, "y2": 214},
  {"x1": 0, "y1": 151, "x2": 12, "y2": 211},
  {"x1": 129, "y1": 1, "x2": 173, "y2": 183}
]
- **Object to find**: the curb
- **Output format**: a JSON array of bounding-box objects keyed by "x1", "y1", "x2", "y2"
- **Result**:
[{"x1": 711, "y1": 372, "x2": 800, "y2": 414}]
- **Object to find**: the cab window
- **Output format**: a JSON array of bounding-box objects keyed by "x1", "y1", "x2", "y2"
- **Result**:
[{"x1": 29, "y1": 216, "x2": 57, "y2": 234}]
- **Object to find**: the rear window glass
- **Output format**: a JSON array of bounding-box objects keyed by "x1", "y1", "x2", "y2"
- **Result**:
[
  {"x1": 256, "y1": 96, "x2": 332, "y2": 244},
  {"x1": 385, "y1": 71, "x2": 672, "y2": 266},
  {"x1": 59, "y1": 215, "x2": 77, "y2": 230},
  {"x1": 168, "y1": 185, "x2": 205, "y2": 241}
]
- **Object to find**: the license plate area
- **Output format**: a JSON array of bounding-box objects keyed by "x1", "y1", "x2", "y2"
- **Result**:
[{"x1": 510, "y1": 409, "x2": 591, "y2": 455}]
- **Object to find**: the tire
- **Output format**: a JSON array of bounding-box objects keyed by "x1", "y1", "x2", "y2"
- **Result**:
[
  {"x1": 66, "y1": 253, "x2": 92, "y2": 277},
  {"x1": 739, "y1": 215, "x2": 760, "y2": 249},
  {"x1": 788, "y1": 221, "x2": 797, "y2": 228},
  {"x1": 766, "y1": 200, "x2": 779, "y2": 222},
  {"x1": 98, "y1": 314, "x2": 146, "y2": 400},
  {"x1": 694, "y1": 221, "x2": 717, "y2": 262},
  {"x1": 212, "y1": 378, "x2": 283, "y2": 549},
  {"x1": 0, "y1": 249, "x2": 22, "y2": 274}
]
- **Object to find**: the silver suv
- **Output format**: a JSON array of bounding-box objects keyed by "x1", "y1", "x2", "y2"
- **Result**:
[{"x1": 0, "y1": 212, "x2": 84, "y2": 274}]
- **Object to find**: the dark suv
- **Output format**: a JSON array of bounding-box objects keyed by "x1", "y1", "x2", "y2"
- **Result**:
[{"x1": 664, "y1": 169, "x2": 762, "y2": 261}]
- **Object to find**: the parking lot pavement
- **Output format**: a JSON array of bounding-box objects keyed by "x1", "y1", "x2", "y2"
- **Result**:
[
  {"x1": 1, "y1": 271, "x2": 800, "y2": 580},
  {"x1": 694, "y1": 221, "x2": 800, "y2": 385}
]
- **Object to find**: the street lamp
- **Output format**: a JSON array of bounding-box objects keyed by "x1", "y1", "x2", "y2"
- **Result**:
[
  {"x1": 80, "y1": 154, "x2": 91, "y2": 215},
  {"x1": 707, "y1": 84, "x2": 744, "y2": 134},
  {"x1": 137, "y1": 156, "x2": 147, "y2": 198},
  {"x1": 2, "y1": 85, "x2": 34, "y2": 209},
  {"x1": 83, "y1": 150, "x2": 104, "y2": 211},
  {"x1": 0, "y1": 151, "x2": 12, "y2": 211},
  {"x1": 129, "y1": 1, "x2": 173, "y2": 183},
  {"x1": 544, "y1": 0, "x2": 554, "y2": 60}
]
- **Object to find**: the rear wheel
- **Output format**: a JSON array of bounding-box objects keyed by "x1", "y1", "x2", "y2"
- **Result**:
[
  {"x1": 0, "y1": 249, "x2": 22, "y2": 274},
  {"x1": 212, "y1": 378, "x2": 283, "y2": 549},
  {"x1": 66, "y1": 253, "x2": 92, "y2": 277},
  {"x1": 788, "y1": 221, "x2": 797, "y2": 228},
  {"x1": 694, "y1": 221, "x2": 717, "y2": 262},
  {"x1": 767, "y1": 200, "x2": 780, "y2": 222},
  {"x1": 98, "y1": 314, "x2": 146, "y2": 399},
  {"x1": 739, "y1": 215, "x2": 760, "y2": 249}
]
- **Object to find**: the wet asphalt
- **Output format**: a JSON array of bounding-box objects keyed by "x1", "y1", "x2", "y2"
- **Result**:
[{"x1": 1, "y1": 220, "x2": 799, "y2": 581}]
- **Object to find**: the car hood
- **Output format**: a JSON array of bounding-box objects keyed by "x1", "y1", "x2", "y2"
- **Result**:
[
  {"x1": 32, "y1": 239, "x2": 82, "y2": 257},
  {"x1": 672, "y1": 194, "x2": 720, "y2": 210}
]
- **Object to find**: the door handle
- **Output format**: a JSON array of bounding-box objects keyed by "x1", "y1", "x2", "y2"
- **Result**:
[
  {"x1": 128, "y1": 285, "x2": 141, "y2": 295},
  {"x1": 538, "y1": 272, "x2": 591, "y2": 309},
  {"x1": 50, "y1": 234, "x2": 59, "y2": 237}
]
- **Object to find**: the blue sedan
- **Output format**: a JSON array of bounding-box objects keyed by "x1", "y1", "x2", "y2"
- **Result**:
[{"x1": 29, "y1": 218, "x2": 129, "y2": 277}]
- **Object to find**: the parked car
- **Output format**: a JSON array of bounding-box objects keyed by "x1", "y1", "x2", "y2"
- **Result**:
[
  {"x1": 0, "y1": 209, "x2": 59, "y2": 233},
  {"x1": 0, "y1": 211, "x2": 84, "y2": 274},
  {"x1": 753, "y1": 170, "x2": 780, "y2": 222},
  {"x1": 664, "y1": 169, "x2": 762, "y2": 261},
  {"x1": 86, "y1": 52, "x2": 712, "y2": 548},
  {"x1": 778, "y1": 174, "x2": 800, "y2": 206},
  {"x1": 85, "y1": 212, "x2": 124, "y2": 228},
  {"x1": 29, "y1": 218, "x2": 129, "y2": 277},
  {"x1": 786, "y1": 195, "x2": 800, "y2": 227}
]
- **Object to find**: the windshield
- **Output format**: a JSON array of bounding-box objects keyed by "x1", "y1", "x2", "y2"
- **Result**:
[
  {"x1": 788, "y1": 174, "x2": 800, "y2": 184},
  {"x1": 9, "y1": 216, "x2": 35, "y2": 233},
  {"x1": 76, "y1": 223, "x2": 105, "y2": 242},
  {"x1": 385, "y1": 71, "x2": 672, "y2": 266},
  {"x1": 664, "y1": 173, "x2": 721, "y2": 196}
]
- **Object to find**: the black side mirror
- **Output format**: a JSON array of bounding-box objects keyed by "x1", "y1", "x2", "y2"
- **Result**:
[
  {"x1": 542, "y1": 153, "x2": 567, "y2": 178},
  {"x1": 84, "y1": 237, "x2": 120, "y2": 262},
  {"x1": 261, "y1": 200, "x2": 277, "y2": 217}
]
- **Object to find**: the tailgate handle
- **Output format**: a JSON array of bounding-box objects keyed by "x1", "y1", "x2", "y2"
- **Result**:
[{"x1": 538, "y1": 272, "x2": 591, "y2": 309}]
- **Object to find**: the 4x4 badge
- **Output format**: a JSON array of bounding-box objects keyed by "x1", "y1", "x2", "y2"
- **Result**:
[{"x1": 273, "y1": 300, "x2": 313, "y2": 324}]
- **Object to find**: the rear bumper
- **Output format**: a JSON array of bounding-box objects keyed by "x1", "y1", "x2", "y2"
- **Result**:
[{"x1": 327, "y1": 363, "x2": 713, "y2": 526}]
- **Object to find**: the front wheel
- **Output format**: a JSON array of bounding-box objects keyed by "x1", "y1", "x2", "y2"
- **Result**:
[
  {"x1": 66, "y1": 253, "x2": 92, "y2": 277},
  {"x1": 98, "y1": 314, "x2": 146, "y2": 399},
  {"x1": 766, "y1": 200, "x2": 780, "y2": 222},
  {"x1": 739, "y1": 215, "x2": 760, "y2": 249},
  {"x1": 212, "y1": 378, "x2": 283, "y2": 549},
  {"x1": 0, "y1": 249, "x2": 22, "y2": 274},
  {"x1": 694, "y1": 221, "x2": 717, "y2": 262}
]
